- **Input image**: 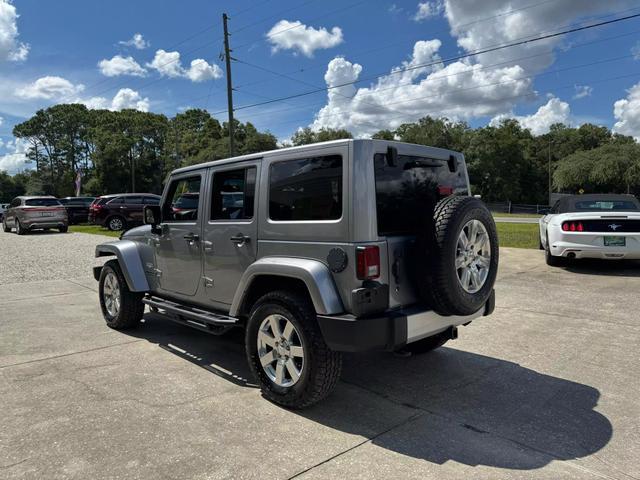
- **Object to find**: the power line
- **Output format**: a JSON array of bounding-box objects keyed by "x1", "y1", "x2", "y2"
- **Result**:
[
  {"x1": 214, "y1": 12, "x2": 640, "y2": 115},
  {"x1": 251, "y1": 70, "x2": 640, "y2": 132},
  {"x1": 236, "y1": 52, "x2": 636, "y2": 126}
]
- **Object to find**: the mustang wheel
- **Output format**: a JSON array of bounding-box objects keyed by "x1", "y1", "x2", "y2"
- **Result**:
[
  {"x1": 246, "y1": 291, "x2": 342, "y2": 409},
  {"x1": 545, "y1": 232, "x2": 565, "y2": 267},
  {"x1": 99, "y1": 260, "x2": 144, "y2": 329}
]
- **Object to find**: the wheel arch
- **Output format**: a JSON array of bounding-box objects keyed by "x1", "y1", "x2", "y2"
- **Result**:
[
  {"x1": 230, "y1": 257, "x2": 344, "y2": 318},
  {"x1": 95, "y1": 240, "x2": 149, "y2": 292}
]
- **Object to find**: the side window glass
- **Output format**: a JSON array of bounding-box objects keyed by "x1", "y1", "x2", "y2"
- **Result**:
[
  {"x1": 109, "y1": 197, "x2": 124, "y2": 205},
  {"x1": 550, "y1": 201, "x2": 560, "y2": 214},
  {"x1": 211, "y1": 167, "x2": 256, "y2": 220},
  {"x1": 269, "y1": 155, "x2": 342, "y2": 221},
  {"x1": 126, "y1": 196, "x2": 143, "y2": 205},
  {"x1": 163, "y1": 176, "x2": 202, "y2": 221},
  {"x1": 144, "y1": 197, "x2": 160, "y2": 205}
]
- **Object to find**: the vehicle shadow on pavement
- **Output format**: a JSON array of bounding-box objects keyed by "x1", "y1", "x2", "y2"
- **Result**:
[
  {"x1": 563, "y1": 259, "x2": 640, "y2": 277},
  {"x1": 130, "y1": 313, "x2": 612, "y2": 472}
]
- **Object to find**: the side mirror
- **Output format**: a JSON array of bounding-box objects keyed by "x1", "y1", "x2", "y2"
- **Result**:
[
  {"x1": 144, "y1": 205, "x2": 161, "y2": 227},
  {"x1": 386, "y1": 146, "x2": 398, "y2": 167}
]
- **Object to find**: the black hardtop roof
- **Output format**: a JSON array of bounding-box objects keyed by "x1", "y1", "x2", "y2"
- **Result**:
[{"x1": 557, "y1": 194, "x2": 640, "y2": 212}]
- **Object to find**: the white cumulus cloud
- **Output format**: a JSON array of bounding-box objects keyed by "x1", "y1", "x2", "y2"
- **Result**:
[
  {"x1": 146, "y1": 49, "x2": 222, "y2": 82},
  {"x1": 443, "y1": 0, "x2": 637, "y2": 74},
  {"x1": 613, "y1": 82, "x2": 640, "y2": 141},
  {"x1": 0, "y1": 138, "x2": 30, "y2": 174},
  {"x1": 83, "y1": 88, "x2": 150, "y2": 112},
  {"x1": 15, "y1": 76, "x2": 85, "y2": 100},
  {"x1": 573, "y1": 85, "x2": 592, "y2": 100},
  {"x1": 0, "y1": 0, "x2": 29, "y2": 61},
  {"x1": 267, "y1": 20, "x2": 343, "y2": 57},
  {"x1": 98, "y1": 55, "x2": 147, "y2": 77},
  {"x1": 311, "y1": 39, "x2": 532, "y2": 137},
  {"x1": 119, "y1": 33, "x2": 149, "y2": 50},
  {"x1": 491, "y1": 97, "x2": 571, "y2": 135},
  {"x1": 414, "y1": 1, "x2": 443, "y2": 21}
]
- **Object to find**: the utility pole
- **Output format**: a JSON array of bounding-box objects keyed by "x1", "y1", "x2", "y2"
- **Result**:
[
  {"x1": 548, "y1": 137, "x2": 552, "y2": 205},
  {"x1": 222, "y1": 13, "x2": 235, "y2": 156}
]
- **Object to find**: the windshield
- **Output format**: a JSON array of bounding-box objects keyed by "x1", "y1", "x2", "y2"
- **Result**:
[
  {"x1": 574, "y1": 200, "x2": 639, "y2": 211},
  {"x1": 374, "y1": 153, "x2": 468, "y2": 235},
  {"x1": 25, "y1": 198, "x2": 61, "y2": 207}
]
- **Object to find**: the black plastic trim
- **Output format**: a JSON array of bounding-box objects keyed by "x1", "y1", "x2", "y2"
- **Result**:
[{"x1": 317, "y1": 311, "x2": 406, "y2": 352}]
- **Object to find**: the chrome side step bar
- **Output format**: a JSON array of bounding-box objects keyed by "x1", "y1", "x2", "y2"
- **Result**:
[{"x1": 143, "y1": 296, "x2": 238, "y2": 332}]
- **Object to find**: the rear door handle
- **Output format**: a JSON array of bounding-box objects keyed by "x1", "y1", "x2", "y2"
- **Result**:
[{"x1": 230, "y1": 233, "x2": 249, "y2": 246}]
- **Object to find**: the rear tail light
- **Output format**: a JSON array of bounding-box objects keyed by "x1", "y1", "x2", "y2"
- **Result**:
[
  {"x1": 562, "y1": 221, "x2": 584, "y2": 232},
  {"x1": 356, "y1": 246, "x2": 380, "y2": 280},
  {"x1": 438, "y1": 185, "x2": 454, "y2": 196}
]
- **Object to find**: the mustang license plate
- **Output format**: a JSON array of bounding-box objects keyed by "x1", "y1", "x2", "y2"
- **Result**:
[{"x1": 604, "y1": 236, "x2": 625, "y2": 247}]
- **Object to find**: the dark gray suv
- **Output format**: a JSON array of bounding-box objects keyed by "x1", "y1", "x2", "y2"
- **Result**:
[{"x1": 93, "y1": 140, "x2": 499, "y2": 408}]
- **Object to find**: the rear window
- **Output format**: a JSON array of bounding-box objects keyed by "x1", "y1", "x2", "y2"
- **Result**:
[
  {"x1": 374, "y1": 153, "x2": 468, "y2": 235},
  {"x1": 574, "y1": 200, "x2": 639, "y2": 211},
  {"x1": 269, "y1": 155, "x2": 342, "y2": 221},
  {"x1": 25, "y1": 198, "x2": 61, "y2": 207}
]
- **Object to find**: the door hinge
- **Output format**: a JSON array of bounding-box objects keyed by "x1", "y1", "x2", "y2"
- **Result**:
[{"x1": 203, "y1": 276, "x2": 214, "y2": 288}]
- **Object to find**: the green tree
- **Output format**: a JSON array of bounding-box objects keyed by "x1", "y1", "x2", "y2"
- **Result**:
[{"x1": 291, "y1": 127, "x2": 352, "y2": 146}]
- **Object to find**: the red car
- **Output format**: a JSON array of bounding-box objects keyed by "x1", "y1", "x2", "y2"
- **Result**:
[{"x1": 89, "y1": 193, "x2": 161, "y2": 231}]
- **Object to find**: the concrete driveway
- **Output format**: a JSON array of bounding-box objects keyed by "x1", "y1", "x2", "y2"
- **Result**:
[{"x1": 1, "y1": 231, "x2": 639, "y2": 479}]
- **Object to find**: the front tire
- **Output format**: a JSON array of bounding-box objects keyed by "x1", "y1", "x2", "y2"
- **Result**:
[
  {"x1": 246, "y1": 291, "x2": 342, "y2": 409},
  {"x1": 99, "y1": 260, "x2": 144, "y2": 329}
]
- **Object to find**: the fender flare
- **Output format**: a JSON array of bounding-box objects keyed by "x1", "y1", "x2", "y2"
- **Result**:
[
  {"x1": 230, "y1": 257, "x2": 344, "y2": 317},
  {"x1": 95, "y1": 240, "x2": 149, "y2": 292}
]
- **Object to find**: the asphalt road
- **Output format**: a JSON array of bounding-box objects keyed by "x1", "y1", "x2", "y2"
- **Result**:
[
  {"x1": 1, "y1": 230, "x2": 639, "y2": 479},
  {"x1": 493, "y1": 216, "x2": 540, "y2": 224}
]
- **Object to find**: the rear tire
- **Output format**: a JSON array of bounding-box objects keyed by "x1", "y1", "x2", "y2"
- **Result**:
[
  {"x1": 99, "y1": 260, "x2": 144, "y2": 329},
  {"x1": 107, "y1": 216, "x2": 125, "y2": 231},
  {"x1": 59, "y1": 225, "x2": 68, "y2": 233},
  {"x1": 15, "y1": 219, "x2": 26, "y2": 235},
  {"x1": 416, "y1": 196, "x2": 499, "y2": 316},
  {"x1": 545, "y1": 232, "x2": 565, "y2": 267},
  {"x1": 245, "y1": 291, "x2": 342, "y2": 409},
  {"x1": 3, "y1": 219, "x2": 11, "y2": 232}
]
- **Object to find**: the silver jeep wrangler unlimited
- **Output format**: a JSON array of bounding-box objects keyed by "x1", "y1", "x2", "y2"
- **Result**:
[{"x1": 94, "y1": 139, "x2": 498, "y2": 408}]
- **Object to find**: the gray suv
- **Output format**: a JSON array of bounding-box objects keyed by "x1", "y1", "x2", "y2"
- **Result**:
[
  {"x1": 94, "y1": 140, "x2": 498, "y2": 408},
  {"x1": 3, "y1": 196, "x2": 68, "y2": 234}
]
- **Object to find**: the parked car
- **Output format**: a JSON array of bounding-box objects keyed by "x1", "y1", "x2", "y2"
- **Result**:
[
  {"x1": 0, "y1": 203, "x2": 9, "y2": 222},
  {"x1": 58, "y1": 196, "x2": 95, "y2": 224},
  {"x1": 89, "y1": 193, "x2": 161, "y2": 231},
  {"x1": 2, "y1": 196, "x2": 68, "y2": 234},
  {"x1": 93, "y1": 140, "x2": 499, "y2": 408},
  {"x1": 539, "y1": 193, "x2": 640, "y2": 266}
]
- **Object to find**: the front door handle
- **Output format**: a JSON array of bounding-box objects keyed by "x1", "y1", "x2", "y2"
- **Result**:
[
  {"x1": 184, "y1": 233, "x2": 199, "y2": 244},
  {"x1": 230, "y1": 233, "x2": 250, "y2": 246}
]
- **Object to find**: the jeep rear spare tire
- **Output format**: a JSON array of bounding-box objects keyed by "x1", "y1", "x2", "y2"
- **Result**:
[{"x1": 417, "y1": 195, "x2": 498, "y2": 316}]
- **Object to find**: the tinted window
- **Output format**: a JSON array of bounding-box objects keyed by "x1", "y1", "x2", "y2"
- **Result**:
[
  {"x1": 269, "y1": 155, "x2": 342, "y2": 221},
  {"x1": 211, "y1": 167, "x2": 256, "y2": 220},
  {"x1": 164, "y1": 177, "x2": 201, "y2": 221},
  {"x1": 125, "y1": 196, "x2": 143, "y2": 205},
  {"x1": 574, "y1": 200, "x2": 639, "y2": 211},
  {"x1": 108, "y1": 197, "x2": 124, "y2": 205},
  {"x1": 374, "y1": 153, "x2": 468, "y2": 235},
  {"x1": 58, "y1": 198, "x2": 69, "y2": 205},
  {"x1": 25, "y1": 198, "x2": 61, "y2": 207},
  {"x1": 10, "y1": 198, "x2": 21, "y2": 207},
  {"x1": 143, "y1": 196, "x2": 160, "y2": 205}
]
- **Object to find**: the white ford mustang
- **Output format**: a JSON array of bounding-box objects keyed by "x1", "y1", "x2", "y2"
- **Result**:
[{"x1": 539, "y1": 194, "x2": 640, "y2": 266}]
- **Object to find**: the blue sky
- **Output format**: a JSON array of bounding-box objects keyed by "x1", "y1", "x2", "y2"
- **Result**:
[{"x1": 1, "y1": 0, "x2": 640, "y2": 173}]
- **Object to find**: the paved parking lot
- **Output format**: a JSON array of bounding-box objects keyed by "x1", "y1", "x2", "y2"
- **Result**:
[{"x1": 1, "y1": 230, "x2": 639, "y2": 479}]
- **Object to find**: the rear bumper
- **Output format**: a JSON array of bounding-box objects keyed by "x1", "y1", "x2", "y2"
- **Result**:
[
  {"x1": 317, "y1": 289, "x2": 495, "y2": 352},
  {"x1": 22, "y1": 218, "x2": 67, "y2": 229},
  {"x1": 551, "y1": 237, "x2": 640, "y2": 260}
]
